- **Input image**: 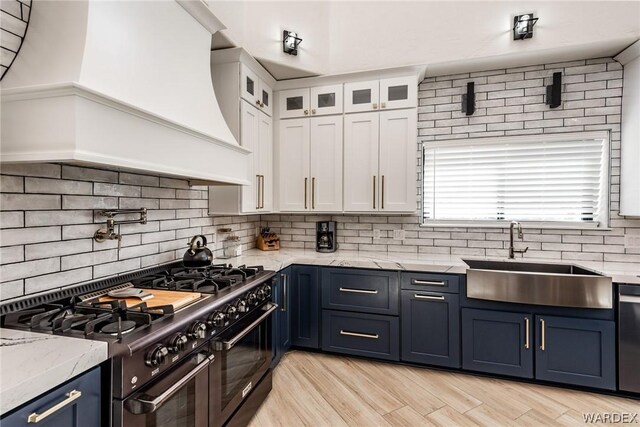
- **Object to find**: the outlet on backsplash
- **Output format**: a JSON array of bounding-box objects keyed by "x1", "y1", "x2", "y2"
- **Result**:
[
  {"x1": 393, "y1": 230, "x2": 405, "y2": 240},
  {"x1": 624, "y1": 235, "x2": 640, "y2": 249}
]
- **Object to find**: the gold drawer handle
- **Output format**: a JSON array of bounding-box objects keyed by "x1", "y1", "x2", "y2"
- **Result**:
[
  {"x1": 340, "y1": 330, "x2": 379, "y2": 339},
  {"x1": 524, "y1": 317, "x2": 530, "y2": 349},
  {"x1": 412, "y1": 279, "x2": 446, "y2": 286},
  {"x1": 28, "y1": 390, "x2": 82, "y2": 423},
  {"x1": 339, "y1": 287, "x2": 378, "y2": 294},
  {"x1": 414, "y1": 294, "x2": 445, "y2": 301}
]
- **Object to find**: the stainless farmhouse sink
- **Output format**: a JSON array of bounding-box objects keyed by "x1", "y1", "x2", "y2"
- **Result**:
[{"x1": 463, "y1": 259, "x2": 613, "y2": 309}]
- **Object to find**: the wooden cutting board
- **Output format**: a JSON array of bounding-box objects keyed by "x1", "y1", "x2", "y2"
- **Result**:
[{"x1": 99, "y1": 289, "x2": 202, "y2": 310}]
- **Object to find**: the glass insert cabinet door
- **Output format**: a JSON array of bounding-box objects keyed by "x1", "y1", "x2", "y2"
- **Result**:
[
  {"x1": 310, "y1": 84, "x2": 343, "y2": 116},
  {"x1": 344, "y1": 80, "x2": 380, "y2": 113},
  {"x1": 241, "y1": 64, "x2": 260, "y2": 106},
  {"x1": 379, "y1": 76, "x2": 417, "y2": 110},
  {"x1": 278, "y1": 88, "x2": 310, "y2": 119}
]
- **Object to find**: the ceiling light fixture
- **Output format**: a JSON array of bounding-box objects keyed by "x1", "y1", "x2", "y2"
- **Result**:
[
  {"x1": 283, "y1": 30, "x2": 302, "y2": 56},
  {"x1": 513, "y1": 14, "x2": 538, "y2": 40}
]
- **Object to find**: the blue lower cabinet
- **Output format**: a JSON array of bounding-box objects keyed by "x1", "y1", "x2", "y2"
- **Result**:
[
  {"x1": 1, "y1": 367, "x2": 101, "y2": 427},
  {"x1": 321, "y1": 268, "x2": 399, "y2": 315},
  {"x1": 290, "y1": 266, "x2": 321, "y2": 349},
  {"x1": 462, "y1": 308, "x2": 534, "y2": 378},
  {"x1": 535, "y1": 315, "x2": 616, "y2": 390},
  {"x1": 401, "y1": 291, "x2": 460, "y2": 368},
  {"x1": 272, "y1": 268, "x2": 292, "y2": 367},
  {"x1": 322, "y1": 310, "x2": 399, "y2": 361}
]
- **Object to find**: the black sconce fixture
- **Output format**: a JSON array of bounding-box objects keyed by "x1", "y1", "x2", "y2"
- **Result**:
[
  {"x1": 283, "y1": 30, "x2": 302, "y2": 56},
  {"x1": 461, "y1": 82, "x2": 476, "y2": 116},
  {"x1": 546, "y1": 72, "x2": 563, "y2": 108},
  {"x1": 513, "y1": 13, "x2": 538, "y2": 40}
]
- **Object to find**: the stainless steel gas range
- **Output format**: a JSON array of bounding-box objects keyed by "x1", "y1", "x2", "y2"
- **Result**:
[{"x1": 0, "y1": 262, "x2": 277, "y2": 427}]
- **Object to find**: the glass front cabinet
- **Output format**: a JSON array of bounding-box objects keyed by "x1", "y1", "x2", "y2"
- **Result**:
[
  {"x1": 344, "y1": 76, "x2": 416, "y2": 113},
  {"x1": 279, "y1": 85, "x2": 343, "y2": 118}
]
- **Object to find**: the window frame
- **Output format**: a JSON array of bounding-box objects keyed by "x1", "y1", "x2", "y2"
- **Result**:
[{"x1": 420, "y1": 131, "x2": 611, "y2": 230}]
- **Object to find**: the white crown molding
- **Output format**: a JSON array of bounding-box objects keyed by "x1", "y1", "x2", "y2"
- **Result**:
[{"x1": 615, "y1": 39, "x2": 640, "y2": 65}]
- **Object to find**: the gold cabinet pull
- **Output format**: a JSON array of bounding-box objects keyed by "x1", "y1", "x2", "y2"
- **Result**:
[
  {"x1": 340, "y1": 330, "x2": 379, "y2": 339},
  {"x1": 412, "y1": 279, "x2": 446, "y2": 286},
  {"x1": 28, "y1": 390, "x2": 82, "y2": 423},
  {"x1": 373, "y1": 176, "x2": 376, "y2": 209},
  {"x1": 259, "y1": 175, "x2": 265, "y2": 209},
  {"x1": 304, "y1": 109, "x2": 309, "y2": 115},
  {"x1": 381, "y1": 102, "x2": 386, "y2": 108},
  {"x1": 381, "y1": 175, "x2": 385, "y2": 209},
  {"x1": 414, "y1": 294, "x2": 445, "y2": 301},
  {"x1": 373, "y1": 103, "x2": 378, "y2": 110},
  {"x1": 339, "y1": 287, "x2": 378, "y2": 294},
  {"x1": 540, "y1": 318, "x2": 546, "y2": 351},
  {"x1": 304, "y1": 177, "x2": 308, "y2": 209},
  {"x1": 524, "y1": 317, "x2": 530, "y2": 349},
  {"x1": 312, "y1": 177, "x2": 316, "y2": 210}
]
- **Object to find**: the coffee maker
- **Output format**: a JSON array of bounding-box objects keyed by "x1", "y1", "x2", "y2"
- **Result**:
[{"x1": 316, "y1": 221, "x2": 337, "y2": 253}]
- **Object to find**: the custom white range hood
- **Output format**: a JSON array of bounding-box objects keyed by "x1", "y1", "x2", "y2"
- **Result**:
[{"x1": 1, "y1": 0, "x2": 250, "y2": 184}]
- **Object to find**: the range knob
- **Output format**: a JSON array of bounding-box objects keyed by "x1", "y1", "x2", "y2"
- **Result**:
[
  {"x1": 145, "y1": 344, "x2": 169, "y2": 367},
  {"x1": 246, "y1": 292, "x2": 258, "y2": 306},
  {"x1": 223, "y1": 304, "x2": 239, "y2": 320},
  {"x1": 234, "y1": 298, "x2": 249, "y2": 313},
  {"x1": 257, "y1": 285, "x2": 271, "y2": 300},
  {"x1": 207, "y1": 310, "x2": 226, "y2": 328},
  {"x1": 168, "y1": 333, "x2": 188, "y2": 353},
  {"x1": 188, "y1": 321, "x2": 207, "y2": 339}
]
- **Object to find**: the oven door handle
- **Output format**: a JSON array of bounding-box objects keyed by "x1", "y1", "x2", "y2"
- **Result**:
[
  {"x1": 124, "y1": 354, "x2": 214, "y2": 415},
  {"x1": 215, "y1": 303, "x2": 278, "y2": 351}
]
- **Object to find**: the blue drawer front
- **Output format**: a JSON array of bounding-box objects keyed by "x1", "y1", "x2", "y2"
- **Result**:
[
  {"x1": 401, "y1": 272, "x2": 460, "y2": 293},
  {"x1": 322, "y1": 268, "x2": 399, "y2": 315},
  {"x1": 322, "y1": 310, "x2": 399, "y2": 361},
  {"x1": 1, "y1": 367, "x2": 101, "y2": 427}
]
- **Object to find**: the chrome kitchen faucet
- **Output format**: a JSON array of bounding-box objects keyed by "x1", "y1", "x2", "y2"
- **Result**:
[{"x1": 509, "y1": 221, "x2": 529, "y2": 259}]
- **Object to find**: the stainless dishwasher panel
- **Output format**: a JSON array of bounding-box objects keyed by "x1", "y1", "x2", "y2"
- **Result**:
[{"x1": 619, "y1": 284, "x2": 640, "y2": 394}]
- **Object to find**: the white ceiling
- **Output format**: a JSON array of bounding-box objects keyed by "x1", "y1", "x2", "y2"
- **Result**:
[{"x1": 209, "y1": 1, "x2": 640, "y2": 80}]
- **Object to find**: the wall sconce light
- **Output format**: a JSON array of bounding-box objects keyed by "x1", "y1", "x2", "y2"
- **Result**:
[
  {"x1": 461, "y1": 82, "x2": 476, "y2": 116},
  {"x1": 283, "y1": 30, "x2": 302, "y2": 56},
  {"x1": 513, "y1": 14, "x2": 538, "y2": 40}
]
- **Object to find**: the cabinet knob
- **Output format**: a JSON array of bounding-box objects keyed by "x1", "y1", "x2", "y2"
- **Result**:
[
  {"x1": 261, "y1": 102, "x2": 265, "y2": 107},
  {"x1": 311, "y1": 109, "x2": 316, "y2": 114},
  {"x1": 373, "y1": 103, "x2": 378, "y2": 109},
  {"x1": 381, "y1": 102, "x2": 386, "y2": 108},
  {"x1": 256, "y1": 100, "x2": 261, "y2": 107},
  {"x1": 304, "y1": 109, "x2": 309, "y2": 115}
]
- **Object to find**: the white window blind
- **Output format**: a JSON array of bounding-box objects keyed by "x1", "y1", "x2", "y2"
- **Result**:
[{"x1": 423, "y1": 133, "x2": 609, "y2": 226}]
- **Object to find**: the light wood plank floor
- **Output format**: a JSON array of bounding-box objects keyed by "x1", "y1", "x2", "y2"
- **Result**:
[{"x1": 249, "y1": 351, "x2": 639, "y2": 427}]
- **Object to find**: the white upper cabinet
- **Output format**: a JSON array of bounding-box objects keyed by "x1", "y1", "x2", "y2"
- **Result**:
[
  {"x1": 278, "y1": 118, "x2": 310, "y2": 211},
  {"x1": 310, "y1": 85, "x2": 343, "y2": 116},
  {"x1": 344, "y1": 76, "x2": 417, "y2": 113},
  {"x1": 378, "y1": 109, "x2": 417, "y2": 212},
  {"x1": 310, "y1": 116, "x2": 343, "y2": 211},
  {"x1": 379, "y1": 76, "x2": 417, "y2": 110},
  {"x1": 277, "y1": 116, "x2": 343, "y2": 212},
  {"x1": 343, "y1": 109, "x2": 416, "y2": 213},
  {"x1": 209, "y1": 49, "x2": 276, "y2": 214},
  {"x1": 344, "y1": 80, "x2": 380, "y2": 113},
  {"x1": 258, "y1": 112, "x2": 273, "y2": 211},
  {"x1": 344, "y1": 112, "x2": 380, "y2": 211},
  {"x1": 241, "y1": 63, "x2": 273, "y2": 116},
  {"x1": 279, "y1": 88, "x2": 310, "y2": 119},
  {"x1": 240, "y1": 100, "x2": 259, "y2": 211}
]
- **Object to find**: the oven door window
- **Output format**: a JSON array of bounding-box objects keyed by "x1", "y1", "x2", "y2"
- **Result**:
[
  {"x1": 122, "y1": 352, "x2": 211, "y2": 427},
  {"x1": 221, "y1": 320, "x2": 268, "y2": 409}
]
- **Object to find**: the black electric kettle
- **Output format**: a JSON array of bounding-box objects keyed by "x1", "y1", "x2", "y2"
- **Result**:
[{"x1": 183, "y1": 235, "x2": 213, "y2": 267}]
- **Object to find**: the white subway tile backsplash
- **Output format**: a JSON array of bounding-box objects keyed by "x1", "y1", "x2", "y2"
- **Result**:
[
  {"x1": 62, "y1": 165, "x2": 118, "y2": 183},
  {"x1": 25, "y1": 239, "x2": 92, "y2": 261},
  {"x1": 1, "y1": 194, "x2": 60, "y2": 210},
  {"x1": 62, "y1": 195, "x2": 118, "y2": 210},
  {"x1": 25, "y1": 178, "x2": 92, "y2": 195},
  {"x1": 1, "y1": 257, "x2": 59, "y2": 283},
  {"x1": 25, "y1": 267, "x2": 93, "y2": 294},
  {"x1": 0, "y1": 212, "x2": 24, "y2": 228},
  {"x1": 1, "y1": 226, "x2": 60, "y2": 247}
]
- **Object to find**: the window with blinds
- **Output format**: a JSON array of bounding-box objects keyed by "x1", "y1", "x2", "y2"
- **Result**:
[{"x1": 422, "y1": 133, "x2": 609, "y2": 226}]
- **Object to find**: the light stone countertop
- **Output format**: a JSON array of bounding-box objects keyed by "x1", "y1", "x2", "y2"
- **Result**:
[
  {"x1": 0, "y1": 328, "x2": 108, "y2": 415},
  {"x1": 225, "y1": 248, "x2": 640, "y2": 285}
]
